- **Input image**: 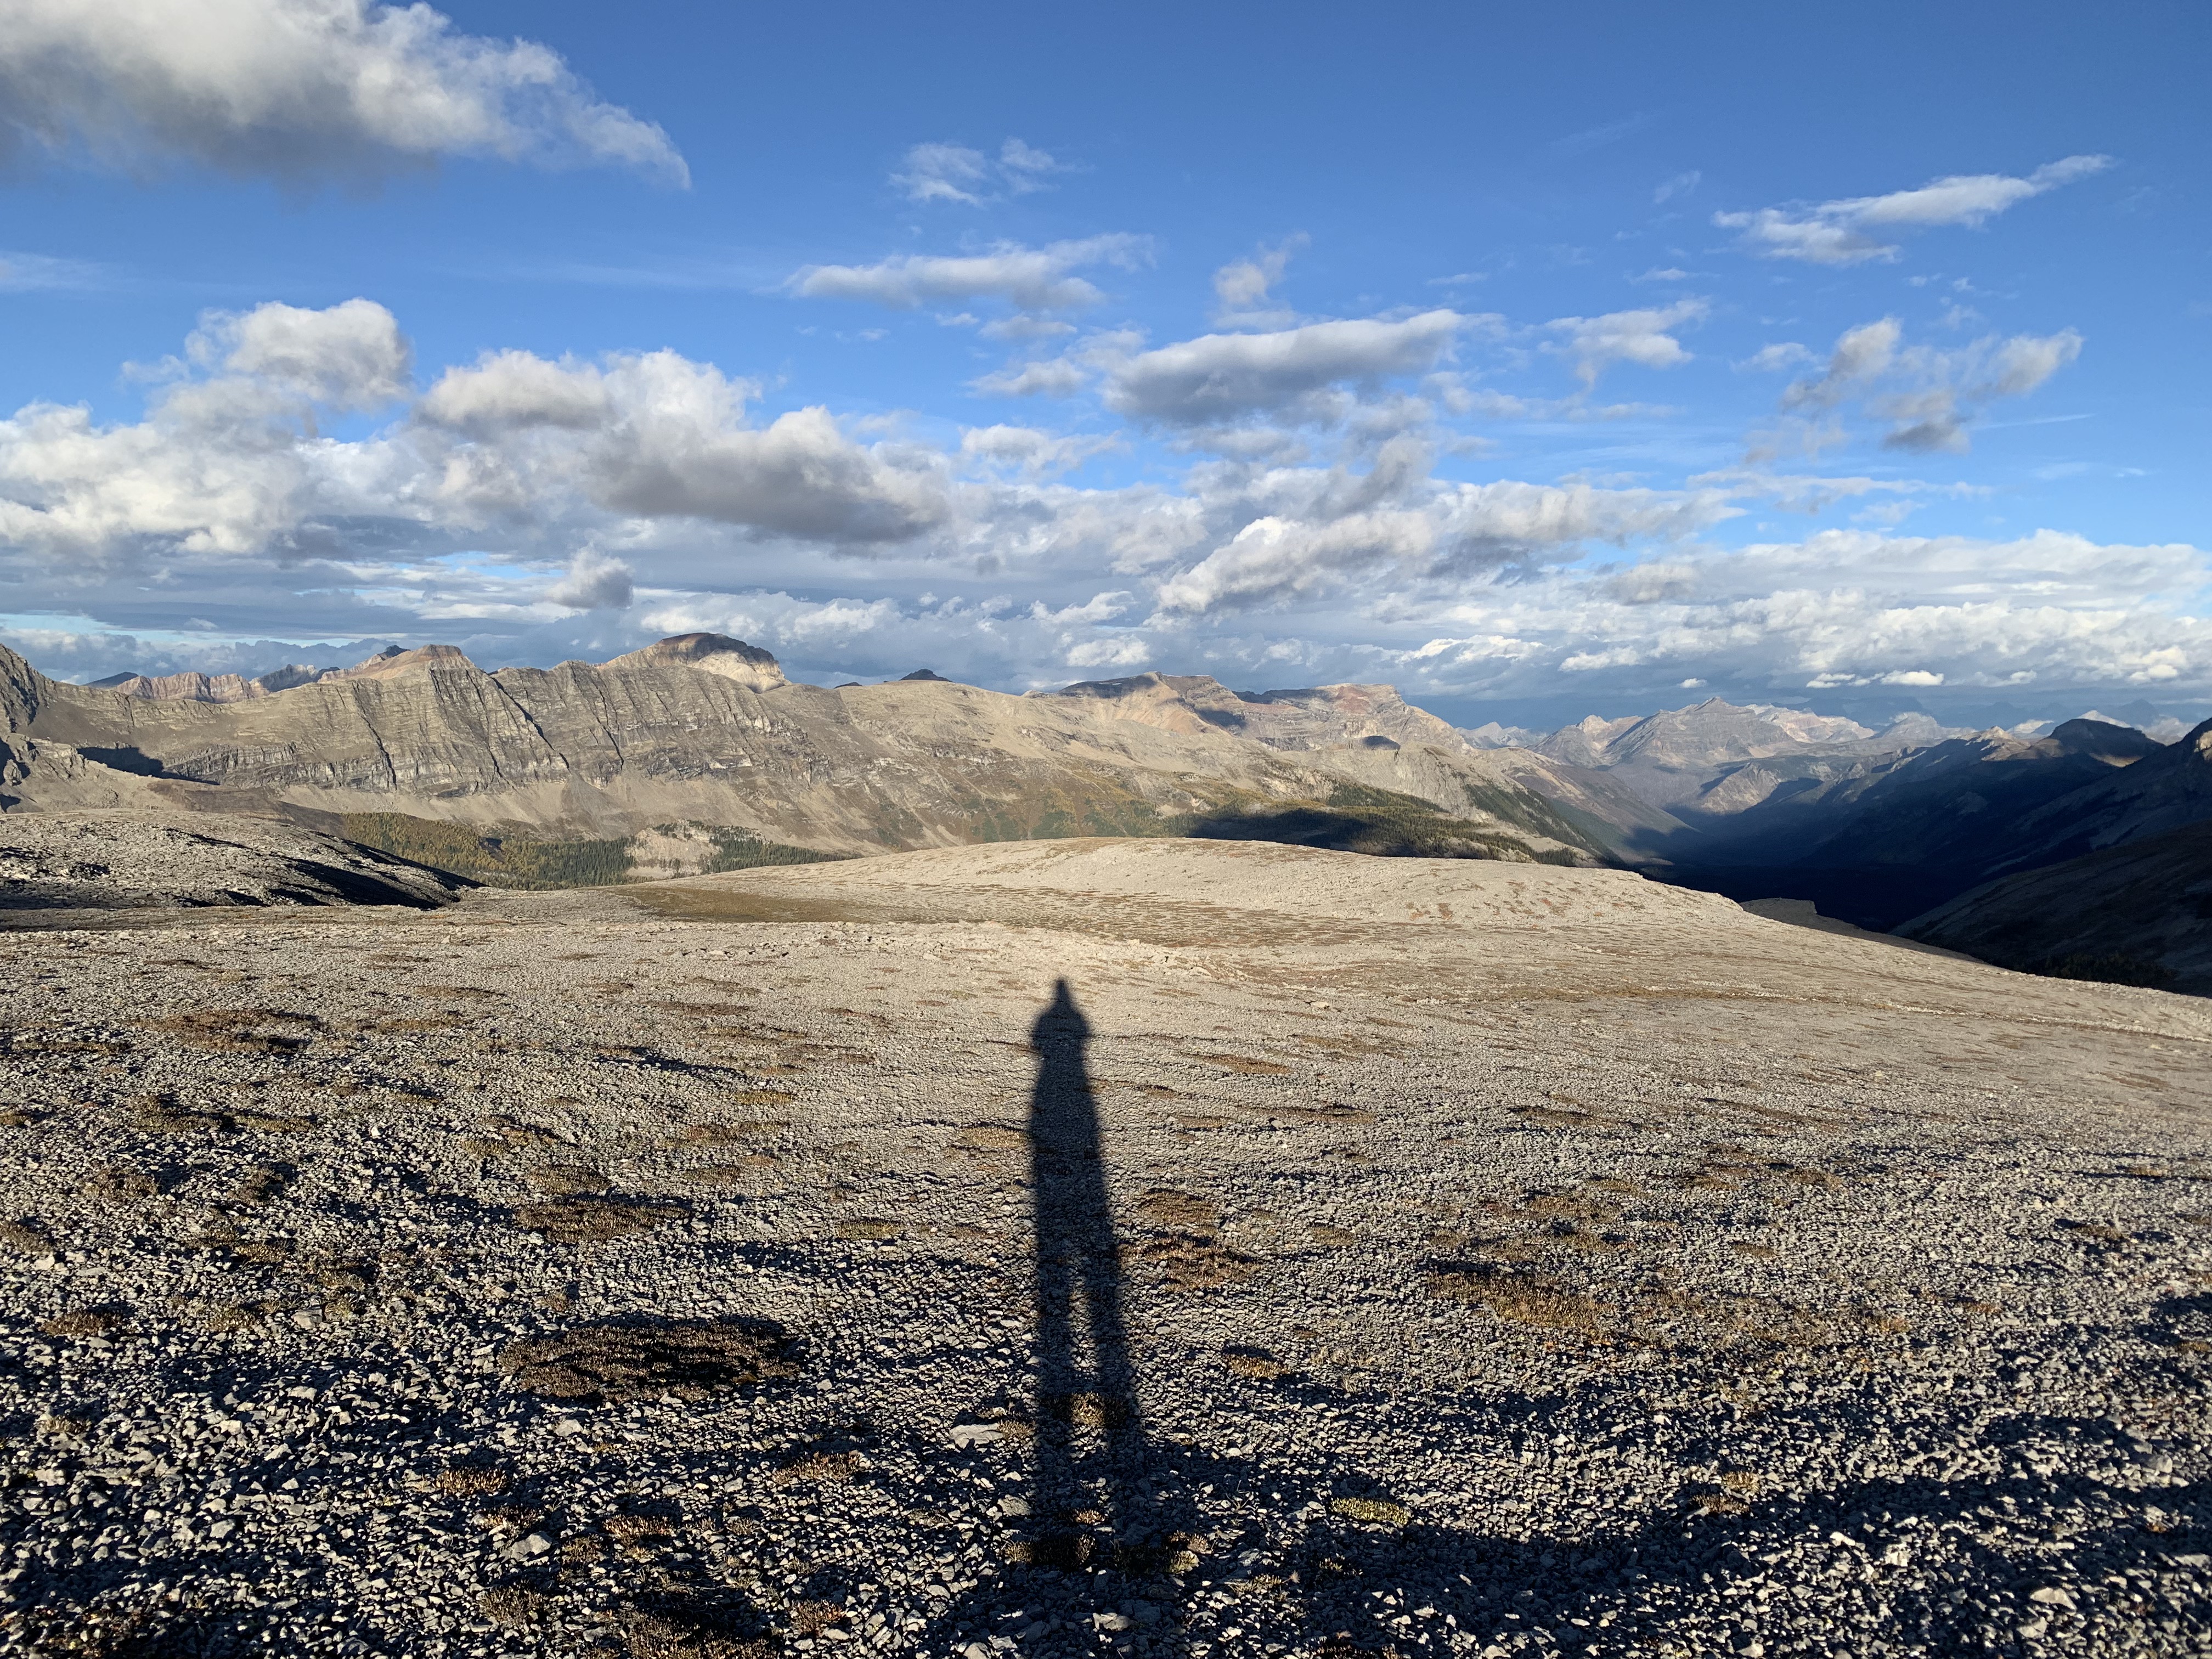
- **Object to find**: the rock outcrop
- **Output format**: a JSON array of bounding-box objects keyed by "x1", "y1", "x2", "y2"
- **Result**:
[{"x1": 0, "y1": 811, "x2": 471, "y2": 912}]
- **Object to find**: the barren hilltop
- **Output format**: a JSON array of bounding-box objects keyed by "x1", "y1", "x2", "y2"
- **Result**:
[{"x1": 0, "y1": 837, "x2": 2207, "y2": 1655}]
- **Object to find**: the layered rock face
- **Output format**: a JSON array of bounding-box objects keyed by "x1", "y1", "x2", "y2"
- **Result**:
[{"x1": 0, "y1": 638, "x2": 1615, "y2": 865}]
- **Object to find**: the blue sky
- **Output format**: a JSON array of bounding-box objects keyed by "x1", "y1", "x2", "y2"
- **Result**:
[{"x1": 0, "y1": 0, "x2": 2205, "y2": 727}]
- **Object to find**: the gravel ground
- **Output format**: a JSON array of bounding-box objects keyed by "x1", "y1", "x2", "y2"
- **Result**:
[{"x1": 0, "y1": 840, "x2": 2206, "y2": 1658}]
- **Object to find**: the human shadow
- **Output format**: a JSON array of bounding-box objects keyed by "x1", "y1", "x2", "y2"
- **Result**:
[
  {"x1": 1022, "y1": 979, "x2": 1194, "y2": 1583},
  {"x1": 926, "y1": 980, "x2": 1201, "y2": 1656}
]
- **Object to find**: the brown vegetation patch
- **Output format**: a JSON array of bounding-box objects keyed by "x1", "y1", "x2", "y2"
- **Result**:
[
  {"x1": 679, "y1": 1120, "x2": 785, "y2": 1147},
  {"x1": 501, "y1": 1317, "x2": 800, "y2": 1403},
  {"x1": 435, "y1": 1465, "x2": 511, "y2": 1497},
  {"x1": 475, "y1": 1115, "x2": 570, "y2": 1151},
  {"x1": 1195, "y1": 1053, "x2": 1293, "y2": 1075},
  {"x1": 1310, "y1": 1223, "x2": 1357, "y2": 1246},
  {"x1": 203, "y1": 1299, "x2": 273, "y2": 1331},
  {"x1": 0, "y1": 1218, "x2": 51, "y2": 1252},
  {"x1": 953, "y1": 1125, "x2": 1029, "y2": 1153},
  {"x1": 228, "y1": 1164, "x2": 294, "y2": 1206},
  {"x1": 833, "y1": 1217, "x2": 902, "y2": 1241},
  {"x1": 527, "y1": 1165, "x2": 613, "y2": 1197},
  {"x1": 131, "y1": 1092, "x2": 228, "y2": 1134},
  {"x1": 89, "y1": 1165, "x2": 165, "y2": 1201},
  {"x1": 772, "y1": 1452, "x2": 863, "y2": 1486},
  {"x1": 1427, "y1": 1265, "x2": 1610, "y2": 1337},
  {"x1": 1131, "y1": 1230, "x2": 1257, "y2": 1291},
  {"x1": 1330, "y1": 1496, "x2": 1411, "y2": 1527},
  {"x1": 1513, "y1": 1104, "x2": 1595, "y2": 1130},
  {"x1": 728, "y1": 1088, "x2": 796, "y2": 1108},
  {"x1": 1223, "y1": 1348, "x2": 1288, "y2": 1379},
  {"x1": 1135, "y1": 1189, "x2": 1220, "y2": 1231},
  {"x1": 153, "y1": 1008, "x2": 319, "y2": 1054},
  {"x1": 40, "y1": 1305, "x2": 131, "y2": 1339},
  {"x1": 1046, "y1": 1391, "x2": 1131, "y2": 1429},
  {"x1": 0, "y1": 1109, "x2": 40, "y2": 1128},
  {"x1": 478, "y1": 1586, "x2": 546, "y2": 1631},
  {"x1": 514, "y1": 1197, "x2": 686, "y2": 1242}
]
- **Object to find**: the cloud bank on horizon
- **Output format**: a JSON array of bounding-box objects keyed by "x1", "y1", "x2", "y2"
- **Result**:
[{"x1": 0, "y1": 0, "x2": 2199, "y2": 724}]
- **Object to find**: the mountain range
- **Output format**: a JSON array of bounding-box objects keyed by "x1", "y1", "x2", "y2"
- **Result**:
[{"x1": 3, "y1": 635, "x2": 2204, "y2": 991}]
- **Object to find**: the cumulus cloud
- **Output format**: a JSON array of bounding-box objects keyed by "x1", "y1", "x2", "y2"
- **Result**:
[
  {"x1": 419, "y1": 348, "x2": 947, "y2": 543},
  {"x1": 1543, "y1": 299, "x2": 1707, "y2": 388},
  {"x1": 544, "y1": 549, "x2": 633, "y2": 610},
  {"x1": 1152, "y1": 479, "x2": 1736, "y2": 614},
  {"x1": 1773, "y1": 317, "x2": 2082, "y2": 453},
  {"x1": 1714, "y1": 155, "x2": 2110, "y2": 264},
  {"x1": 4, "y1": 294, "x2": 2200, "y2": 715},
  {"x1": 0, "y1": 0, "x2": 687, "y2": 184},
  {"x1": 1399, "y1": 528, "x2": 2208, "y2": 698},
  {"x1": 0, "y1": 302, "x2": 946, "y2": 573},
  {"x1": 787, "y1": 235, "x2": 1150, "y2": 313},
  {"x1": 0, "y1": 297, "x2": 414, "y2": 561},
  {"x1": 196, "y1": 297, "x2": 413, "y2": 410},
  {"x1": 1103, "y1": 311, "x2": 1463, "y2": 427},
  {"x1": 891, "y1": 137, "x2": 1064, "y2": 205}
]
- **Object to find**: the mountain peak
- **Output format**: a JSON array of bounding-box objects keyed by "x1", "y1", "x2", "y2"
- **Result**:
[{"x1": 606, "y1": 634, "x2": 786, "y2": 691}]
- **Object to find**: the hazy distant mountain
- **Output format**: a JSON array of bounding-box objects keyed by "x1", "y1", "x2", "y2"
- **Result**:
[
  {"x1": 88, "y1": 663, "x2": 334, "y2": 703},
  {"x1": 1654, "y1": 718, "x2": 2196, "y2": 929},
  {"x1": 0, "y1": 637, "x2": 1613, "y2": 868}
]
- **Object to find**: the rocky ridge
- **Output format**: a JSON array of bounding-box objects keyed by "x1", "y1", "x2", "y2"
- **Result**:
[{"x1": 0, "y1": 639, "x2": 1613, "y2": 868}]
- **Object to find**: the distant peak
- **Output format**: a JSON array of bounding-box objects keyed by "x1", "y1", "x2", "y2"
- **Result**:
[
  {"x1": 329, "y1": 644, "x2": 478, "y2": 682},
  {"x1": 900, "y1": 668, "x2": 951, "y2": 682},
  {"x1": 607, "y1": 634, "x2": 787, "y2": 691}
]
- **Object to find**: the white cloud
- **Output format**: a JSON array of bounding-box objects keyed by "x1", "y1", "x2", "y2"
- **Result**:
[
  {"x1": 957, "y1": 425, "x2": 1119, "y2": 479},
  {"x1": 969, "y1": 358, "x2": 1092, "y2": 399},
  {"x1": 545, "y1": 549, "x2": 633, "y2": 610},
  {"x1": 1396, "y1": 528, "x2": 2209, "y2": 697},
  {"x1": 419, "y1": 348, "x2": 948, "y2": 543},
  {"x1": 197, "y1": 297, "x2": 413, "y2": 410},
  {"x1": 1715, "y1": 155, "x2": 2111, "y2": 264},
  {"x1": 1103, "y1": 311, "x2": 1463, "y2": 426},
  {"x1": 0, "y1": 0, "x2": 686, "y2": 184},
  {"x1": 1543, "y1": 299, "x2": 1707, "y2": 388},
  {"x1": 4, "y1": 295, "x2": 2201, "y2": 714},
  {"x1": 1152, "y1": 479, "x2": 1736, "y2": 614},
  {"x1": 1736, "y1": 342, "x2": 1814, "y2": 373},
  {"x1": 890, "y1": 137, "x2": 1066, "y2": 205},
  {"x1": 0, "y1": 249, "x2": 112, "y2": 290},
  {"x1": 1652, "y1": 170, "x2": 1701, "y2": 204},
  {"x1": 788, "y1": 235, "x2": 1150, "y2": 312},
  {"x1": 1211, "y1": 234, "x2": 1307, "y2": 325},
  {"x1": 1775, "y1": 317, "x2": 2082, "y2": 453},
  {"x1": 1630, "y1": 267, "x2": 1691, "y2": 282}
]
